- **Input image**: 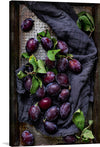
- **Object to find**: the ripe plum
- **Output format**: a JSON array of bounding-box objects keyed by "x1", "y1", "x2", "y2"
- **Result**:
[
  {"x1": 38, "y1": 97, "x2": 52, "y2": 110},
  {"x1": 41, "y1": 37, "x2": 53, "y2": 51},
  {"x1": 57, "y1": 58, "x2": 68, "y2": 72},
  {"x1": 21, "y1": 130, "x2": 34, "y2": 145},
  {"x1": 60, "y1": 102, "x2": 71, "y2": 119},
  {"x1": 29, "y1": 104, "x2": 40, "y2": 121},
  {"x1": 46, "y1": 82, "x2": 61, "y2": 96},
  {"x1": 56, "y1": 73, "x2": 69, "y2": 87},
  {"x1": 21, "y1": 18, "x2": 34, "y2": 32},
  {"x1": 26, "y1": 38, "x2": 38, "y2": 55},
  {"x1": 69, "y1": 59, "x2": 82, "y2": 73},
  {"x1": 43, "y1": 71, "x2": 55, "y2": 84},
  {"x1": 44, "y1": 121, "x2": 58, "y2": 134},
  {"x1": 45, "y1": 106, "x2": 59, "y2": 121},
  {"x1": 57, "y1": 40, "x2": 68, "y2": 54}
]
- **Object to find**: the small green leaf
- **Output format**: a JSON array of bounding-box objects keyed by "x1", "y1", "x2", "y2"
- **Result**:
[
  {"x1": 79, "y1": 15, "x2": 92, "y2": 32},
  {"x1": 37, "y1": 31, "x2": 46, "y2": 37},
  {"x1": 37, "y1": 60, "x2": 47, "y2": 73},
  {"x1": 77, "y1": 19, "x2": 82, "y2": 29},
  {"x1": 36, "y1": 76, "x2": 42, "y2": 88},
  {"x1": 37, "y1": 31, "x2": 46, "y2": 42},
  {"x1": 37, "y1": 36, "x2": 41, "y2": 43},
  {"x1": 17, "y1": 71, "x2": 27, "y2": 79},
  {"x1": 77, "y1": 11, "x2": 95, "y2": 33},
  {"x1": 82, "y1": 129, "x2": 94, "y2": 140},
  {"x1": 30, "y1": 76, "x2": 39, "y2": 94},
  {"x1": 52, "y1": 38, "x2": 57, "y2": 49},
  {"x1": 81, "y1": 137, "x2": 90, "y2": 143},
  {"x1": 75, "y1": 135, "x2": 81, "y2": 139},
  {"x1": 29, "y1": 55, "x2": 38, "y2": 72},
  {"x1": 67, "y1": 54, "x2": 73, "y2": 59},
  {"x1": 46, "y1": 30, "x2": 51, "y2": 39},
  {"x1": 50, "y1": 68, "x2": 58, "y2": 75},
  {"x1": 47, "y1": 49, "x2": 61, "y2": 61},
  {"x1": 21, "y1": 52, "x2": 30, "y2": 59},
  {"x1": 72, "y1": 109, "x2": 85, "y2": 131},
  {"x1": 86, "y1": 12, "x2": 95, "y2": 28}
]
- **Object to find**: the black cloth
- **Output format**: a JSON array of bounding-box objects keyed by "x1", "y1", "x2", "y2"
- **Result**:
[{"x1": 16, "y1": 2, "x2": 97, "y2": 137}]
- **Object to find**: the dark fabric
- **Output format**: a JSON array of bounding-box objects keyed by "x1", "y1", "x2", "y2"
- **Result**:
[{"x1": 16, "y1": 2, "x2": 97, "y2": 137}]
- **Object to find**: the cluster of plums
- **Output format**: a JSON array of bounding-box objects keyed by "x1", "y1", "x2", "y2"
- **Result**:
[{"x1": 20, "y1": 18, "x2": 81, "y2": 145}]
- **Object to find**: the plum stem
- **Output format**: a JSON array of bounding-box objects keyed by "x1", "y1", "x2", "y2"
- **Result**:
[
  {"x1": 43, "y1": 118, "x2": 46, "y2": 123},
  {"x1": 69, "y1": 85, "x2": 71, "y2": 91},
  {"x1": 35, "y1": 102, "x2": 38, "y2": 106},
  {"x1": 25, "y1": 71, "x2": 36, "y2": 75},
  {"x1": 89, "y1": 31, "x2": 93, "y2": 38}
]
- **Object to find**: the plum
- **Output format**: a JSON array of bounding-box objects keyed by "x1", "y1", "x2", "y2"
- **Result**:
[
  {"x1": 26, "y1": 38, "x2": 39, "y2": 55},
  {"x1": 41, "y1": 37, "x2": 53, "y2": 51},
  {"x1": 57, "y1": 40, "x2": 68, "y2": 54},
  {"x1": 21, "y1": 18, "x2": 34, "y2": 32}
]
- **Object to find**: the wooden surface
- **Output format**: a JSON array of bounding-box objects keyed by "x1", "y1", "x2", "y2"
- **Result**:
[
  {"x1": 10, "y1": 2, "x2": 100, "y2": 146},
  {"x1": 93, "y1": 4, "x2": 100, "y2": 143}
]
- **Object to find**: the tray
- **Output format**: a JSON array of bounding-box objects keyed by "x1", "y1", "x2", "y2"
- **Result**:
[{"x1": 10, "y1": 2, "x2": 100, "y2": 146}]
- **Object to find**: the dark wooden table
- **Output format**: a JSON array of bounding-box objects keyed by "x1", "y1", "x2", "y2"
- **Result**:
[{"x1": 10, "y1": 2, "x2": 100, "y2": 146}]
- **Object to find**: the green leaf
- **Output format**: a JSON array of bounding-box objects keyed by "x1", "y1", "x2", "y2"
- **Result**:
[
  {"x1": 37, "y1": 31, "x2": 46, "y2": 37},
  {"x1": 37, "y1": 31, "x2": 46, "y2": 42},
  {"x1": 67, "y1": 54, "x2": 73, "y2": 59},
  {"x1": 29, "y1": 55, "x2": 38, "y2": 72},
  {"x1": 21, "y1": 52, "x2": 30, "y2": 59},
  {"x1": 82, "y1": 129, "x2": 94, "y2": 140},
  {"x1": 36, "y1": 76, "x2": 42, "y2": 88},
  {"x1": 78, "y1": 15, "x2": 92, "y2": 32},
  {"x1": 52, "y1": 38, "x2": 57, "y2": 49},
  {"x1": 77, "y1": 11, "x2": 95, "y2": 33},
  {"x1": 37, "y1": 60, "x2": 47, "y2": 73},
  {"x1": 78, "y1": 11, "x2": 86, "y2": 17},
  {"x1": 50, "y1": 68, "x2": 58, "y2": 75},
  {"x1": 46, "y1": 30, "x2": 51, "y2": 39},
  {"x1": 47, "y1": 49, "x2": 61, "y2": 61},
  {"x1": 37, "y1": 36, "x2": 41, "y2": 43},
  {"x1": 30, "y1": 76, "x2": 39, "y2": 94},
  {"x1": 17, "y1": 71, "x2": 27, "y2": 79},
  {"x1": 77, "y1": 19, "x2": 82, "y2": 29},
  {"x1": 86, "y1": 12, "x2": 95, "y2": 29},
  {"x1": 72, "y1": 109, "x2": 85, "y2": 131},
  {"x1": 81, "y1": 137, "x2": 90, "y2": 143}
]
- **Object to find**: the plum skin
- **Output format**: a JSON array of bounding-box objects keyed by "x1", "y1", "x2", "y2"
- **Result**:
[
  {"x1": 58, "y1": 89, "x2": 70, "y2": 102},
  {"x1": 21, "y1": 130, "x2": 34, "y2": 145},
  {"x1": 41, "y1": 37, "x2": 53, "y2": 51},
  {"x1": 69, "y1": 59, "x2": 82, "y2": 73},
  {"x1": 29, "y1": 104, "x2": 41, "y2": 121},
  {"x1": 21, "y1": 18, "x2": 34, "y2": 32},
  {"x1": 45, "y1": 56, "x2": 56, "y2": 69},
  {"x1": 57, "y1": 40, "x2": 68, "y2": 54},
  {"x1": 46, "y1": 82, "x2": 61, "y2": 96},
  {"x1": 36, "y1": 86, "x2": 45, "y2": 99},
  {"x1": 56, "y1": 73, "x2": 69, "y2": 87},
  {"x1": 43, "y1": 71, "x2": 55, "y2": 84},
  {"x1": 60, "y1": 102, "x2": 71, "y2": 119},
  {"x1": 38, "y1": 97, "x2": 52, "y2": 110},
  {"x1": 63, "y1": 135, "x2": 76, "y2": 144},
  {"x1": 44, "y1": 121, "x2": 58, "y2": 134},
  {"x1": 57, "y1": 58, "x2": 68, "y2": 72},
  {"x1": 24, "y1": 75, "x2": 32, "y2": 91},
  {"x1": 26, "y1": 38, "x2": 39, "y2": 55},
  {"x1": 45, "y1": 106, "x2": 59, "y2": 121}
]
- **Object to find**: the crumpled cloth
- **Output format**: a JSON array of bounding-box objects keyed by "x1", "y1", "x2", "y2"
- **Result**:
[{"x1": 16, "y1": 2, "x2": 97, "y2": 137}]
